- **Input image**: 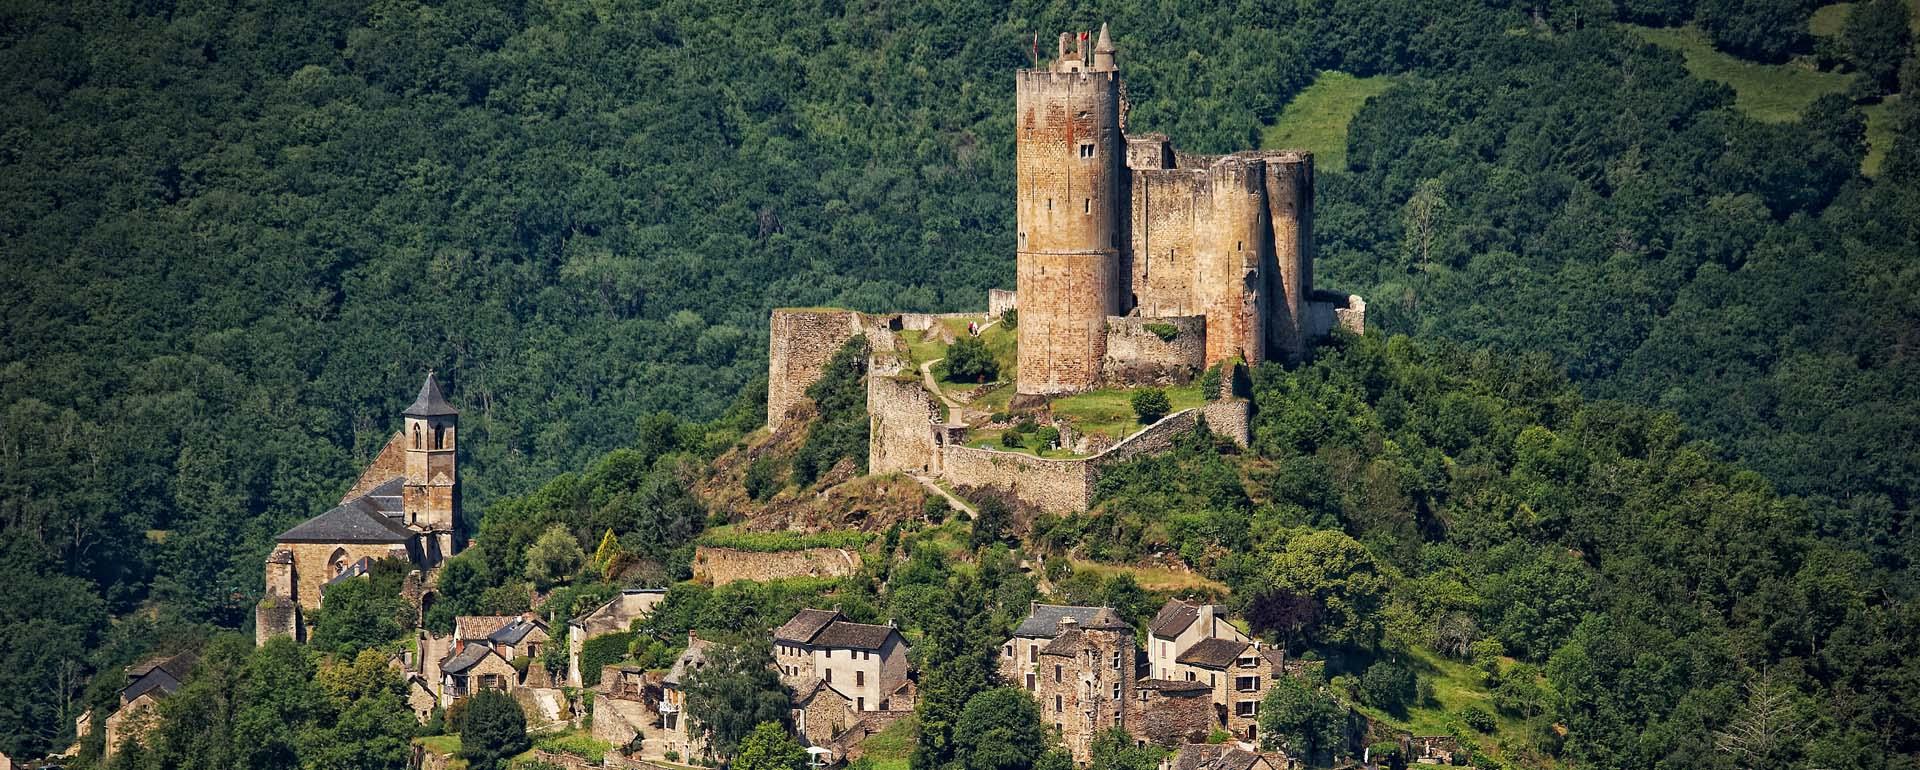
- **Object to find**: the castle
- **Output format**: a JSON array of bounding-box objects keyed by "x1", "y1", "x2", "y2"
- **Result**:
[
  {"x1": 255, "y1": 373, "x2": 461, "y2": 643},
  {"x1": 764, "y1": 27, "x2": 1362, "y2": 513},
  {"x1": 1013, "y1": 25, "x2": 1359, "y2": 394}
]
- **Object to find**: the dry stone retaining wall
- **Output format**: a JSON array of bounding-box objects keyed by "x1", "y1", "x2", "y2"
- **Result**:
[
  {"x1": 941, "y1": 446, "x2": 1097, "y2": 513},
  {"x1": 692, "y1": 546, "x2": 864, "y2": 584}
]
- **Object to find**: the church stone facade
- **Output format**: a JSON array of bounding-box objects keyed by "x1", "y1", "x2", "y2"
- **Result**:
[{"x1": 256, "y1": 373, "x2": 462, "y2": 644}]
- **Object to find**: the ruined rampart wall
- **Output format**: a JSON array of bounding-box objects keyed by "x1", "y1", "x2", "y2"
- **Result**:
[
  {"x1": 1305, "y1": 292, "x2": 1366, "y2": 338},
  {"x1": 691, "y1": 546, "x2": 863, "y2": 585},
  {"x1": 941, "y1": 446, "x2": 1098, "y2": 513},
  {"x1": 768, "y1": 309, "x2": 864, "y2": 431},
  {"x1": 1199, "y1": 398, "x2": 1253, "y2": 447},
  {"x1": 1102, "y1": 315, "x2": 1205, "y2": 385},
  {"x1": 868, "y1": 362, "x2": 941, "y2": 476}
]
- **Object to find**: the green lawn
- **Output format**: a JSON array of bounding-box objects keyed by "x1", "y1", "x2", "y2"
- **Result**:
[
  {"x1": 1626, "y1": 23, "x2": 1896, "y2": 174},
  {"x1": 1049, "y1": 384, "x2": 1206, "y2": 445},
  {"x1": 1261, "y1": 71, "x2": 1399, "y2": 170},
  {"x1": 1347, "y1": 645, "x2": 1548, "y2": 768}
]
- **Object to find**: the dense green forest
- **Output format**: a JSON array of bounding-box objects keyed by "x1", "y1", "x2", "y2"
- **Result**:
[{"x1": 1, "y1": 0, "x2": 1916, "y2": 763}]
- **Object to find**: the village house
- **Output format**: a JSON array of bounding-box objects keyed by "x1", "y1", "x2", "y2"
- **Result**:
[
  {"x1": 102, "y1": 652, "x2": 196, "y2": 759},
  {"x1": 1003, "y1": 604, "x2": 1137, "y2": 762},
  {"x1": 438, "y1": 639, "x2": 520, "y2": 706},
  {"x1": 566, "y1": 587, "x2": 667, "y2": 686},
  {"x1": 656, "y1": 635, "x2": 712, "y2": 761},
  {"x1": 1148, "y1": 599, "x2": 1251, "y2": 679},
  {"x1": 773, "y1": 608, "x2": 913, "y2": 713},
  {"x1": 1001, "y1": 603, "x2": 1132, "y2": 691},
  {"x1": 1128, "y1": 678, "x2": 1216, "y2": 747}
]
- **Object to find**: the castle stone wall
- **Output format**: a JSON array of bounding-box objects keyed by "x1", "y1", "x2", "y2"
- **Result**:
[
  {"x1": 988, "y1": 289, "x2": 1018, "y2": 316},
  {"x1": 1262, "y1": 151, "x2": 1313, "y2": 360},
  {"x1": 868, "y1": 362, "x2": 941, "y2": 476},
  {"x1": 692, "y1": 546, "x2": 863, "y2": 585},
  {"x1": 1102, "y1": 315, "x2": 1205, "y2": 384},
  {"x1": 1306, "y1": 292, "x2": 1366, "y2": 337},
  {"x1": 1199, "y1": 398, "x2": 1252, "y2": 448},
  {"x1": 941, "y1": 446, "x2": 1097, "y2": 513},
  {"x1": 768, "y1": 309, "x2": 865, "y2": 431}
]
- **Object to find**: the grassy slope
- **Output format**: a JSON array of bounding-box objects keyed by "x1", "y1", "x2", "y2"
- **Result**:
[
  {"x1": 1626, "y1": 23, "x2": 1897, "y2": 174},
  {"x1": 1810, "y1": 0, "x2": 1920, "y2": 36},
  {"x1": 856, "y1": 714, "x2": 918, "y2": 770},
  {"x1": 1260, "y1": 71, "x2": 1399, "y2": 170},
  {"x1": 1048, "y1": 384, "x2": 1206, "y2": 444}
]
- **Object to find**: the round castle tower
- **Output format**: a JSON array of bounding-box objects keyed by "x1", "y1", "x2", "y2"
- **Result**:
[{"x1": 1015, "y1": 26, "x2": 1125, "y2": 395}]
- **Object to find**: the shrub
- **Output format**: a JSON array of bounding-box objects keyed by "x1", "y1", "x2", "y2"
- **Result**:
[
  {"x1": 1359, "y1": 658, "x2": 1417, "y2": 716},
  {"x1": 922, "y1": 494, "x2": 950, "y2": 524},
  {"x1": 1458, "y1": 705, "x2": 1496, "y2": 733},
  {"x1": 1031, "y1": 426, "x2": 1060, "y2": 454},
  {"x1": 1144, "y1": 322, "x2": 1180, "y2": 341},
  {"x1": 1001, "y1": 430, "x2": 1023, "y2": 448},
  {"x1": 1200, "y1": 362, "x2": 1223, "y2": 400},
  {"x1": 744, "y1": 456, "x2": 782, "y2": 501},
  {"x1": 945, "y1": 335, "x2": 998, "y2": 383},
  {"x1": 1131, "y1": 388, "x2": 1171, "y2": 423},
  {"x1": 1000, "y1": 308, "x2": 1017, "y2": 328},
  {"x1": 459, "y1": 690, "x2": 530, "y2": 770},
  {"x1": 578, "y1": 631, "x2": 635, "y2": 687}
]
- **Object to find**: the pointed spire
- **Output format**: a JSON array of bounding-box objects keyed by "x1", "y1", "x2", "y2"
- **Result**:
[
  {"x1": 1093, "y1": 23, "x2": 1116, "y2": 70},
  {"x1": 404, "y1": 371, "x2": 459, "y2": 417},
  {"x1": 1096, "y1": 23, "x2": 1113, "y2": 52}
]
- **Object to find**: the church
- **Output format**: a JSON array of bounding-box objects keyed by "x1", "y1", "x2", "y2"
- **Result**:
[{"x1": 255, "y1": 373, "x2": 461, "y2": 644}]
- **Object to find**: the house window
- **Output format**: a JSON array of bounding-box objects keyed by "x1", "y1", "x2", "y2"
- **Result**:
[
  {"x1": 1005, "y1": 645, "x2": 1013, "y2": 658},
  {"x1": 1026, "y1": 673, "x2": 1036, "y2": 691},
  {"x1": 1055, "y1": 695, "x2": 1063, "y2": 713},
  {"x1": 856, "y1": 671, "x2": 865, "y2": 686},
  {"x1": 1054, "y1": 665, "x2": 1062, "y2": 683},
  {"x1": 1236, "y1": 700, "x2": 1259, "y2": 718},
  {"x1": 1185, "y1": 671, "x2": 1195, "y2": 681},
  {"x1": 1030, "y1": 644, "x2": 1039, "y2": 663},
  {"x1": 1079, "y1": 143, "x2": 1094, "y2": 158},
  {"x1": 1112, "y1": 683, "x2": 1120, "y2": 700},
  {"x1": 857, "y1": 697, "x2": 865, "y2": 711},
  {"x1": 1239, "y1": 656, "x2": 1258, "y2": 669},
  {"x1": 1210, "y1": 673, "x2": 1216, "y2": 687},
  {"x1": 825, "y1": 670, "x2": 832, "y2": 683},
  {"x1": 1138, "y1": 690, "x2": 1149, "y2": 703},
  {"x1": 1236, "y1": 676, "x2": 1261, "y2": 692},
  {"x1": 1112, "y1": 651, "x2": 1122, "y2": 670}
]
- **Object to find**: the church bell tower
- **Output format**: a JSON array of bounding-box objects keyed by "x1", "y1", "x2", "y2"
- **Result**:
[{"x1": 403, "y1": 372, "x2": 459, "y2": 564}]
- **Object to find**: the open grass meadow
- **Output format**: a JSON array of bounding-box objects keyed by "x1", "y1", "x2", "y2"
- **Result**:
[
  {"x1": 1261, "y1": 71, "x2": 1399, "y2": 170},
  {"x1": 1626, "y1": 23, "x2": 1898, "y2": 174}
]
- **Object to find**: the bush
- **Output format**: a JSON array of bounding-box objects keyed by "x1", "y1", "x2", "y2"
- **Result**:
[
  {"x1": 944, "y1": 335, "x2": 998, "y2": 383},
  {"x1": 1143, "y1": 322, "x2": 1181, "y2": 341},
  {"x1": 744, "y1": 456, "x2": 782, "y2": 501},
  {"x1": 578, "y1": 632, "x2": 636, "y2": 687},
  {"x1": 1001, "y1": 430, "x2": 1023, "y2": 448},
  {"x1": 1359, "y1": 658, "x2": 1417, "y2": 716},
  {"x1": 1458, "y1": 705, "x2": 1496, "y2": 733},
  {"x1": 459, "y1": 690, "x2": 530, "y2": 770},
  {"x1": 1131, "y1": 388, "x2": 1171, "y2": 423},
  {"x1": 1000, "y1": 308, "x2": 1018, "y2": 329},
  {"x1": 922, "y1": 494, "x2": 950, "y2": 524},
  {"x1": 1200, "y1": 362, "x2": 1223, "y2": 401},
  {"x1": 1031, "y1": 426, "x2": 1060, "y2": 454}
]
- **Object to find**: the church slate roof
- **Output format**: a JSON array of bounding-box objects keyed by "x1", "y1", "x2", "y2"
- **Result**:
[
  {"x1": 405, "y1": 372, "x2": 459, "y2": 417},
  {"x1": 275, "y1": 479, "x2": 415, "y2": 544},
  {"x1": 1011, "y1": 604, "x2": 1129, "y2": 638}
]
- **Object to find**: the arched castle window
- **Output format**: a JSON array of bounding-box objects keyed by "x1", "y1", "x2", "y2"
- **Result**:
[
  {"x1": 434, "y1": 424, "x2": 446, "y2": 449},
  {"x1": 329, "y1": 547, "x2": 350, "y2": 577},
  {"x1": 412, "y1": 424, "x2": 422, "y2": 449}
]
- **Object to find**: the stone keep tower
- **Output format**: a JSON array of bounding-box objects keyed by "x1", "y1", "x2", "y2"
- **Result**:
[
  {"x1": 403, "y1": 372, "x2": 459, "y2": 564},
  {"x1": 1015, "y1": 26, "x2": 1125, "y2": 395}
]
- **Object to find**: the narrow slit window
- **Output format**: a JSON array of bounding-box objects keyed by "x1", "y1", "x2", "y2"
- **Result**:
[{"x1": 1084, "y1": 198, "x2": 1090, "y2": 213}]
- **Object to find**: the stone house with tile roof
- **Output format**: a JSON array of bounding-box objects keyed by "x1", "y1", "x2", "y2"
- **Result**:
[
  {"x1": 1003, "y1": 604, "x2": 1138, "y2": 762},
  {"x1": 566, "y1": 588, "x2": 667, "y2": 686},
  {"x1": 255, "y1": 374, "x2": 464, "y2": 644},
  {"x1": 773, "y1": 608, "x2": 912, "y2": 713},
  {"x1": 999, "y1": 602, "x2": 1131, "y2": 691},
  {"x1": 102, "y1": 652, "x2": 196, "y2": 759},
  {"x1": 1148, "y1": 598, "x2": 1251, "y2": 680}
]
